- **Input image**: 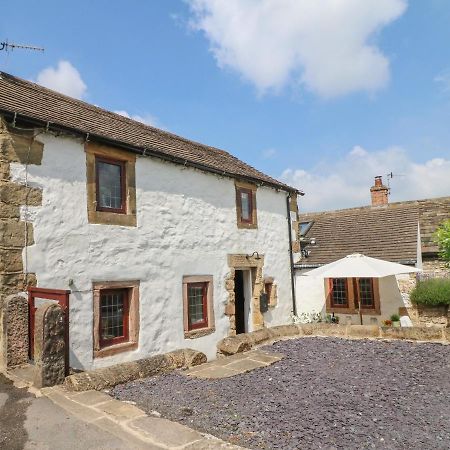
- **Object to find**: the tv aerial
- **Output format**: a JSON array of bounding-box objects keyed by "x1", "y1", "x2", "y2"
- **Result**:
[
  {"x1": 386, "y1": 171, "x2": 405, "y2": 193},
  {"x1": 0, "y1": 40, "x2": 44, "y2": 53}
]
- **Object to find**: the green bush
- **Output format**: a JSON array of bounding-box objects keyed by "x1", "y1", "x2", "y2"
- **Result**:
[
  {"x1": 410, "y1": 278, "x2": 450, "y2": 306},
  {"x1": 390, "y1": 314, "x2": 400, "y2": 322}
]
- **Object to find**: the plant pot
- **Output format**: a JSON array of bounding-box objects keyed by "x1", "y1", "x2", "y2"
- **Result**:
[{"x1": 392, "y1": 321, "x2": 401, "y2": 328}]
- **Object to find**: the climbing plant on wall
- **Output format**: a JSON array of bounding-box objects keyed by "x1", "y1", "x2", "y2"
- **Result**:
[{"x1": 435, "y1": 219, "x2": 450, "y2": 266}]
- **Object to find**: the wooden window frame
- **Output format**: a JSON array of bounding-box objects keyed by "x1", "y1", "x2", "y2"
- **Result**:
[
  {"x1": 235, "y1": 181, "x2": 257, "y2": 229},
  {"x1": 86, "y1": 142, "x2": 137, "y2": 227},
  {"x1": 182, "y1": 275, "x2": 215, "y2": 339},
  {"x1": 93, "y1": 280, "x2": 140, "y2": 358},
  {"x1": 99, "y1": 288, "x2": 130, "y2": 348},
  {"x1": 357, "y1": 278, "x2": 375, "y2": 309},
  {"x1": 330, "y1": 278, "x2": 349, "y2": 308},
  {"x1": 95, "y1": 156, "x2": 127, "y2": 214},
  {"x1": 325, "y1": 277, "x2": 381, "y2": 315},
  {"x1": 187, "y1": 282, "x2": 208, "y2": 331}
]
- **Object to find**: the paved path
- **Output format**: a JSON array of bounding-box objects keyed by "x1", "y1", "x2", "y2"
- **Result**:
[
  {"x1": 2, "y1": 368, "x2": 244, "y2": 449},
  {"x1": 185, "y1": 349, "x2": 283, "y2": 379}
]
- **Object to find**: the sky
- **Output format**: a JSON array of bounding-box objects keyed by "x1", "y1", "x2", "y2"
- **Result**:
[{"x1": 1, "y1": 0, "x2": 450, "y2": 211}]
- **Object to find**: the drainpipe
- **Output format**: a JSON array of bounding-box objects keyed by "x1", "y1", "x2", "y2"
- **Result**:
[{"x1": 286, "y1": 194, "x2": 297, "y2": 316}]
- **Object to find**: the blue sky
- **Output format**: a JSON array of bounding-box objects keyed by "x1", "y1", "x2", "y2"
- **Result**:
[{"x1": 1, "y1": 0, "x2": 450, "y2": 211}]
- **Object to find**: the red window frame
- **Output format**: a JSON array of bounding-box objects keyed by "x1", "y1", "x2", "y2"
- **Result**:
[
  {"x1": 265, "y1": 282, "x2": 273, "y2": 300},
  {"x1": 330, "y1": 278, "x2": 349, "y2": 308},
  {"x1": 237, "y1": 187, "x2": 253, "y2": 224},
  {"x1": 99, "y1": 288, "x2": 129, "y2": 348},
  {"x1": 95, "y1": 156, "x2": 127, "y2": 214},
  {"x1": 187, "y1": 282, "x2": 208, "y2": 331},
  {"x1": 357, "y1": 278, "x2": 375, "y2": 309}
]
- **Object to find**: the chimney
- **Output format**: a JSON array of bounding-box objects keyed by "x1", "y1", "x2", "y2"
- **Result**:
[{"x1": 370, "y1": 176, "x2": 389, "y2": 206}]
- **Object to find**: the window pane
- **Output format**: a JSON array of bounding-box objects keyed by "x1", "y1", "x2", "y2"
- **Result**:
[
  {"x1": 100, "y1": 291, "x2": 125, "y2": 340},
  {"x1": 188, "y1": 284, "x2": 205, "y2": 325},
  {"x1": 332, "y1": 278, "x2": 347, "y2": 306},
  {"x1": 359, "y1": 278, "x2": 374, "y2": 307},
  {"x1": 98, "y1": 161, "x2": 123, "y2": 209},
  {"x1": 240, "y1": 191, "x2": 251, "y2": 221}
]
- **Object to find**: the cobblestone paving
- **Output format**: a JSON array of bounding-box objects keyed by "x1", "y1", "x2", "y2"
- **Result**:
[{"x1": 112, "y1": 338, "x2": 450, "y2": 449}]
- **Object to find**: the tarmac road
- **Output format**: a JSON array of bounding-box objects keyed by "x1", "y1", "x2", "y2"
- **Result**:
[{"x1": 0, "y1": 373, "x2": 132, "y2": 449}]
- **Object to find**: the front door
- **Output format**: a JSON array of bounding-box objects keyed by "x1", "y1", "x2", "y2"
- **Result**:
[{"x1": 234, "y1": 270, "x2": 251, "y2": 334}]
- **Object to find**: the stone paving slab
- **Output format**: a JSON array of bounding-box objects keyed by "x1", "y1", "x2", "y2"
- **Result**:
[
  {"x1": 97, "y1": 399, "x2": 146, "y2": 422},
  {"x1": 185, "y1": 349, "x2": 283, "y2": 379},
  {"x1": 129, "y1": 416, "x2": 203, "y2": 448},
  {"x1": 70, "y1": 389, "x2": 111, "y2": 406}
]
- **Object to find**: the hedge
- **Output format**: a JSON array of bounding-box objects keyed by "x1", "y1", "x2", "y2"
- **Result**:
[{"x1": 410, "y1": 278, "x2": 450, "y2": 306}]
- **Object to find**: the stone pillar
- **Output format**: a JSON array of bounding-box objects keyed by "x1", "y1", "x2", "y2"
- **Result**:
[
  {"x1": 33, "y1": 303, "x2": 65, "y2": 388},
  {"x1": 0, "y1": 294, "x2": 29, "y2": 370}
]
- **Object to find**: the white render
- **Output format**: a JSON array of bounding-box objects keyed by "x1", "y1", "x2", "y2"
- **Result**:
[
  {"x1": 11, "y1": 133, "x2": 294, "y2": 370},
  {"x1": 295, "y1": 271, "x2": 407, "y2": 325}
]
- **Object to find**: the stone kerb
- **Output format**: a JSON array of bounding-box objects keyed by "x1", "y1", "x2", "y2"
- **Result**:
[
  {"x1": 0, "y1": 294, "x2": 29, "y2": 370},
  {"x1": 217, "y1": 323, "x2": 449, "y2": 356},
  {"x1": 65, "y1": 348, "x2": 207, "y2": 392},
  {"x1": 33, "y1": 303, "x2": 65, "y2": 388}
]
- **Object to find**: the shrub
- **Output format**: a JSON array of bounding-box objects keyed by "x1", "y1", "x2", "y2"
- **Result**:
[
  {"x1": 410, "y1": 278, "x2": 450, "y2": 306},
  {"x1": 435, "y1": 219, "x2": 450, "y2": 266},
  {"x1": 390, "y1": 314, "x2": 400, "y2": 322}
]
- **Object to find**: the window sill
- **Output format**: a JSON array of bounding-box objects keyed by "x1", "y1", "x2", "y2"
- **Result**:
[
  {"x1": 237, "y1": 222, "x2": 258, "y2": 230},
  {"x1": 94, "y1": 341, "x2": 138, "y2": 358},
  {"x1": 326, "y1": 307, "x2": 358, "y2": 315},
  {"x1": 184, "y1": 327, "x2": 215, "y2": 340}
]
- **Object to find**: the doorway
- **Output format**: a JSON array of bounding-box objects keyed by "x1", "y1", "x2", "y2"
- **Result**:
[{"x1": 234, "y1": 269, "x2": 251, "y2": 334}]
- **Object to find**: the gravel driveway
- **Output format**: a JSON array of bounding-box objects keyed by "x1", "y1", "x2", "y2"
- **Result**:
[{"x1": 111, "y1": 338, "x2": 450, "y2": 449}]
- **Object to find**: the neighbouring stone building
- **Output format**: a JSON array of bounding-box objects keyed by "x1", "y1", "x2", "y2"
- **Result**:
[
  {"x1": 0, "y1": 72, "x2": 301, "y2": 370},
  {"x1": 296, "y1": 176, "x2": 450, "y2": 325}
]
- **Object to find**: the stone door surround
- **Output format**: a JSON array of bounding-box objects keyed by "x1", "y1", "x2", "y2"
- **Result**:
[{"x1": 225, "y1": 254, "x2": 265, "y2": 336}]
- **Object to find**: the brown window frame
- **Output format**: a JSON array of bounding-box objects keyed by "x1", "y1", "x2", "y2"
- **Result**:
[
  {"x1": 235, "y1": 181, "x2": 257, "y2": 229},
  {"x1": 187, "y1": 282, "x2": 208, "y2": 331},
  {"x1": 93, "y1": 280, "x2": 140, "y2": 358},
  {"x1": 182, "y1": 275, "x2": 215, "y2": 339},
  {"x1": 95, "y1": 156, "x2": 127, "y2": 214},
  {"x1": 99, "y1": 288, "x2": 130, "y2": 349},
  {"x1": 357, "y1": 278, "x2": 375, "y2": 309},
  {"x1": 237, "y1": 187, "x2": 253, "y2": 224},
  {"x1": 330, "y1": 278, "x2": 349, "y2": 308}
]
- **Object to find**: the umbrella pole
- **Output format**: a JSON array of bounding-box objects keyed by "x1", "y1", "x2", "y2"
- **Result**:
[{"x1": 355, "y1": 278, "x2": 363, "y2": 325}]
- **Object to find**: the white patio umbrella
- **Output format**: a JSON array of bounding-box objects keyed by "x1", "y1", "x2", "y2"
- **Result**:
[
  {"x1": 303, "y1": 253, "x2": 420, "y2": 278},
  {"x1": 302, "y1": 253, "x2": 421, "y2": 325}
]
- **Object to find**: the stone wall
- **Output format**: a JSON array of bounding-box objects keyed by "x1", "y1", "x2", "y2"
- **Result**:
[
  {"x1": 421, "y1": 258, "x2": 449, "y2": 278},
  {"x1": 0, "y1": 294, "x2": 29, "y2": 370},
  {"x1": 0, "y1": 118, "x2": 42, "y2": 297},
  {"x1": 0, "y1": 117, "x2": 43, "y2": 366},
  {"x1": 33, "y1": 303, "x2": 65, "y2": 388},
  {"x1": 217, "y1": 323, "x2": 449, "y2": 356}
]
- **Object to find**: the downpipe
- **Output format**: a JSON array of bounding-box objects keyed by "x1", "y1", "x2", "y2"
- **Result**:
[{"x1": 286, "y1": 194, "x2": 297, "y2": 317}]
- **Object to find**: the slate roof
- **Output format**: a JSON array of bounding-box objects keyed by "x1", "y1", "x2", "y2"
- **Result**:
[
  {"x1": 298, "y1": 197, "x2": 450, "y2": 266},
  {"x1": 0, "y1": 72, "x2": 298, "y2": 193}
]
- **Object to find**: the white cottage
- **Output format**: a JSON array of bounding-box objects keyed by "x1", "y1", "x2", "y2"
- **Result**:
[
  {"x1": 295, "y1": 177, "x2": 450, "y2": 325},
  {"x1": 0, "y1": 72, "x2": 302, "y2": 370}
]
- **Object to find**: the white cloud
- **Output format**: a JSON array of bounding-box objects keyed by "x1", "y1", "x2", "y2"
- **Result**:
[
  {"x1": 262, "y1": 148, "x2": 277, "y2": 159},
  {"x1": 114, "y1": 110, "x2": 161, "y2": 128},
  {"x1": 281, "y1": 146, "x2": 450, "y2": 211},
  {"x1": 434, "y1": 68, "x2": 450, "y2": 93},
  {"x1": 187, "y1": 0, "x2": 407, "y2": 98},
  {"x1": 36, "y1": 60, "x2": 87, "y2": 99}
]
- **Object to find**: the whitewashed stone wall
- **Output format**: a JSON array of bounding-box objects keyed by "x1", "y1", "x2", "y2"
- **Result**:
[{"x1": 10, "y1": 133, "x2": 293, "y2": 369}]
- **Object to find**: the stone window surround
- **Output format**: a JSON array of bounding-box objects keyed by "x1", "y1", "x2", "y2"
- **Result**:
[
  {"x1": 325, "y1": 277, "x2": 381, "y2": 315},
  {"x1": 93, "y1": 280, "x2": 140, "y2": 358},
  {"x1": 85, "y1": 142, "x2": 137, "y2": 227},
  {"x1": 182, "y1": 275, "x2": 215, "y2": 339},
  {"x1": 225, "y1": 254, "x2": 265, "y2": 336},
  {"x1": 235, "y1": 181, "x2": 257, "y2": 229}
]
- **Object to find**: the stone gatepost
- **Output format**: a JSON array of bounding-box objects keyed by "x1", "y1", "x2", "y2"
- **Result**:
[
  {"x1": 0, "y1": 294, "x2": 29, "y2": 371},
  {"x1": 33, "y1": 303, "x2": 65, "y2": 388}
]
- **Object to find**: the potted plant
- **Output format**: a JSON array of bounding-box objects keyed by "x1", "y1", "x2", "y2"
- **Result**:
[
  {"x1": 383, "y1": 319, "x2": 392, "y2": 326},
  {"x1": 390, "y1": 314, "x2": 401, "y2": 327}
]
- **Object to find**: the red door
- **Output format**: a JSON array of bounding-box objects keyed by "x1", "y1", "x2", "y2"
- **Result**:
[{"x1": 28, "y1": 287, "x2": 70, "y2": 375}]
